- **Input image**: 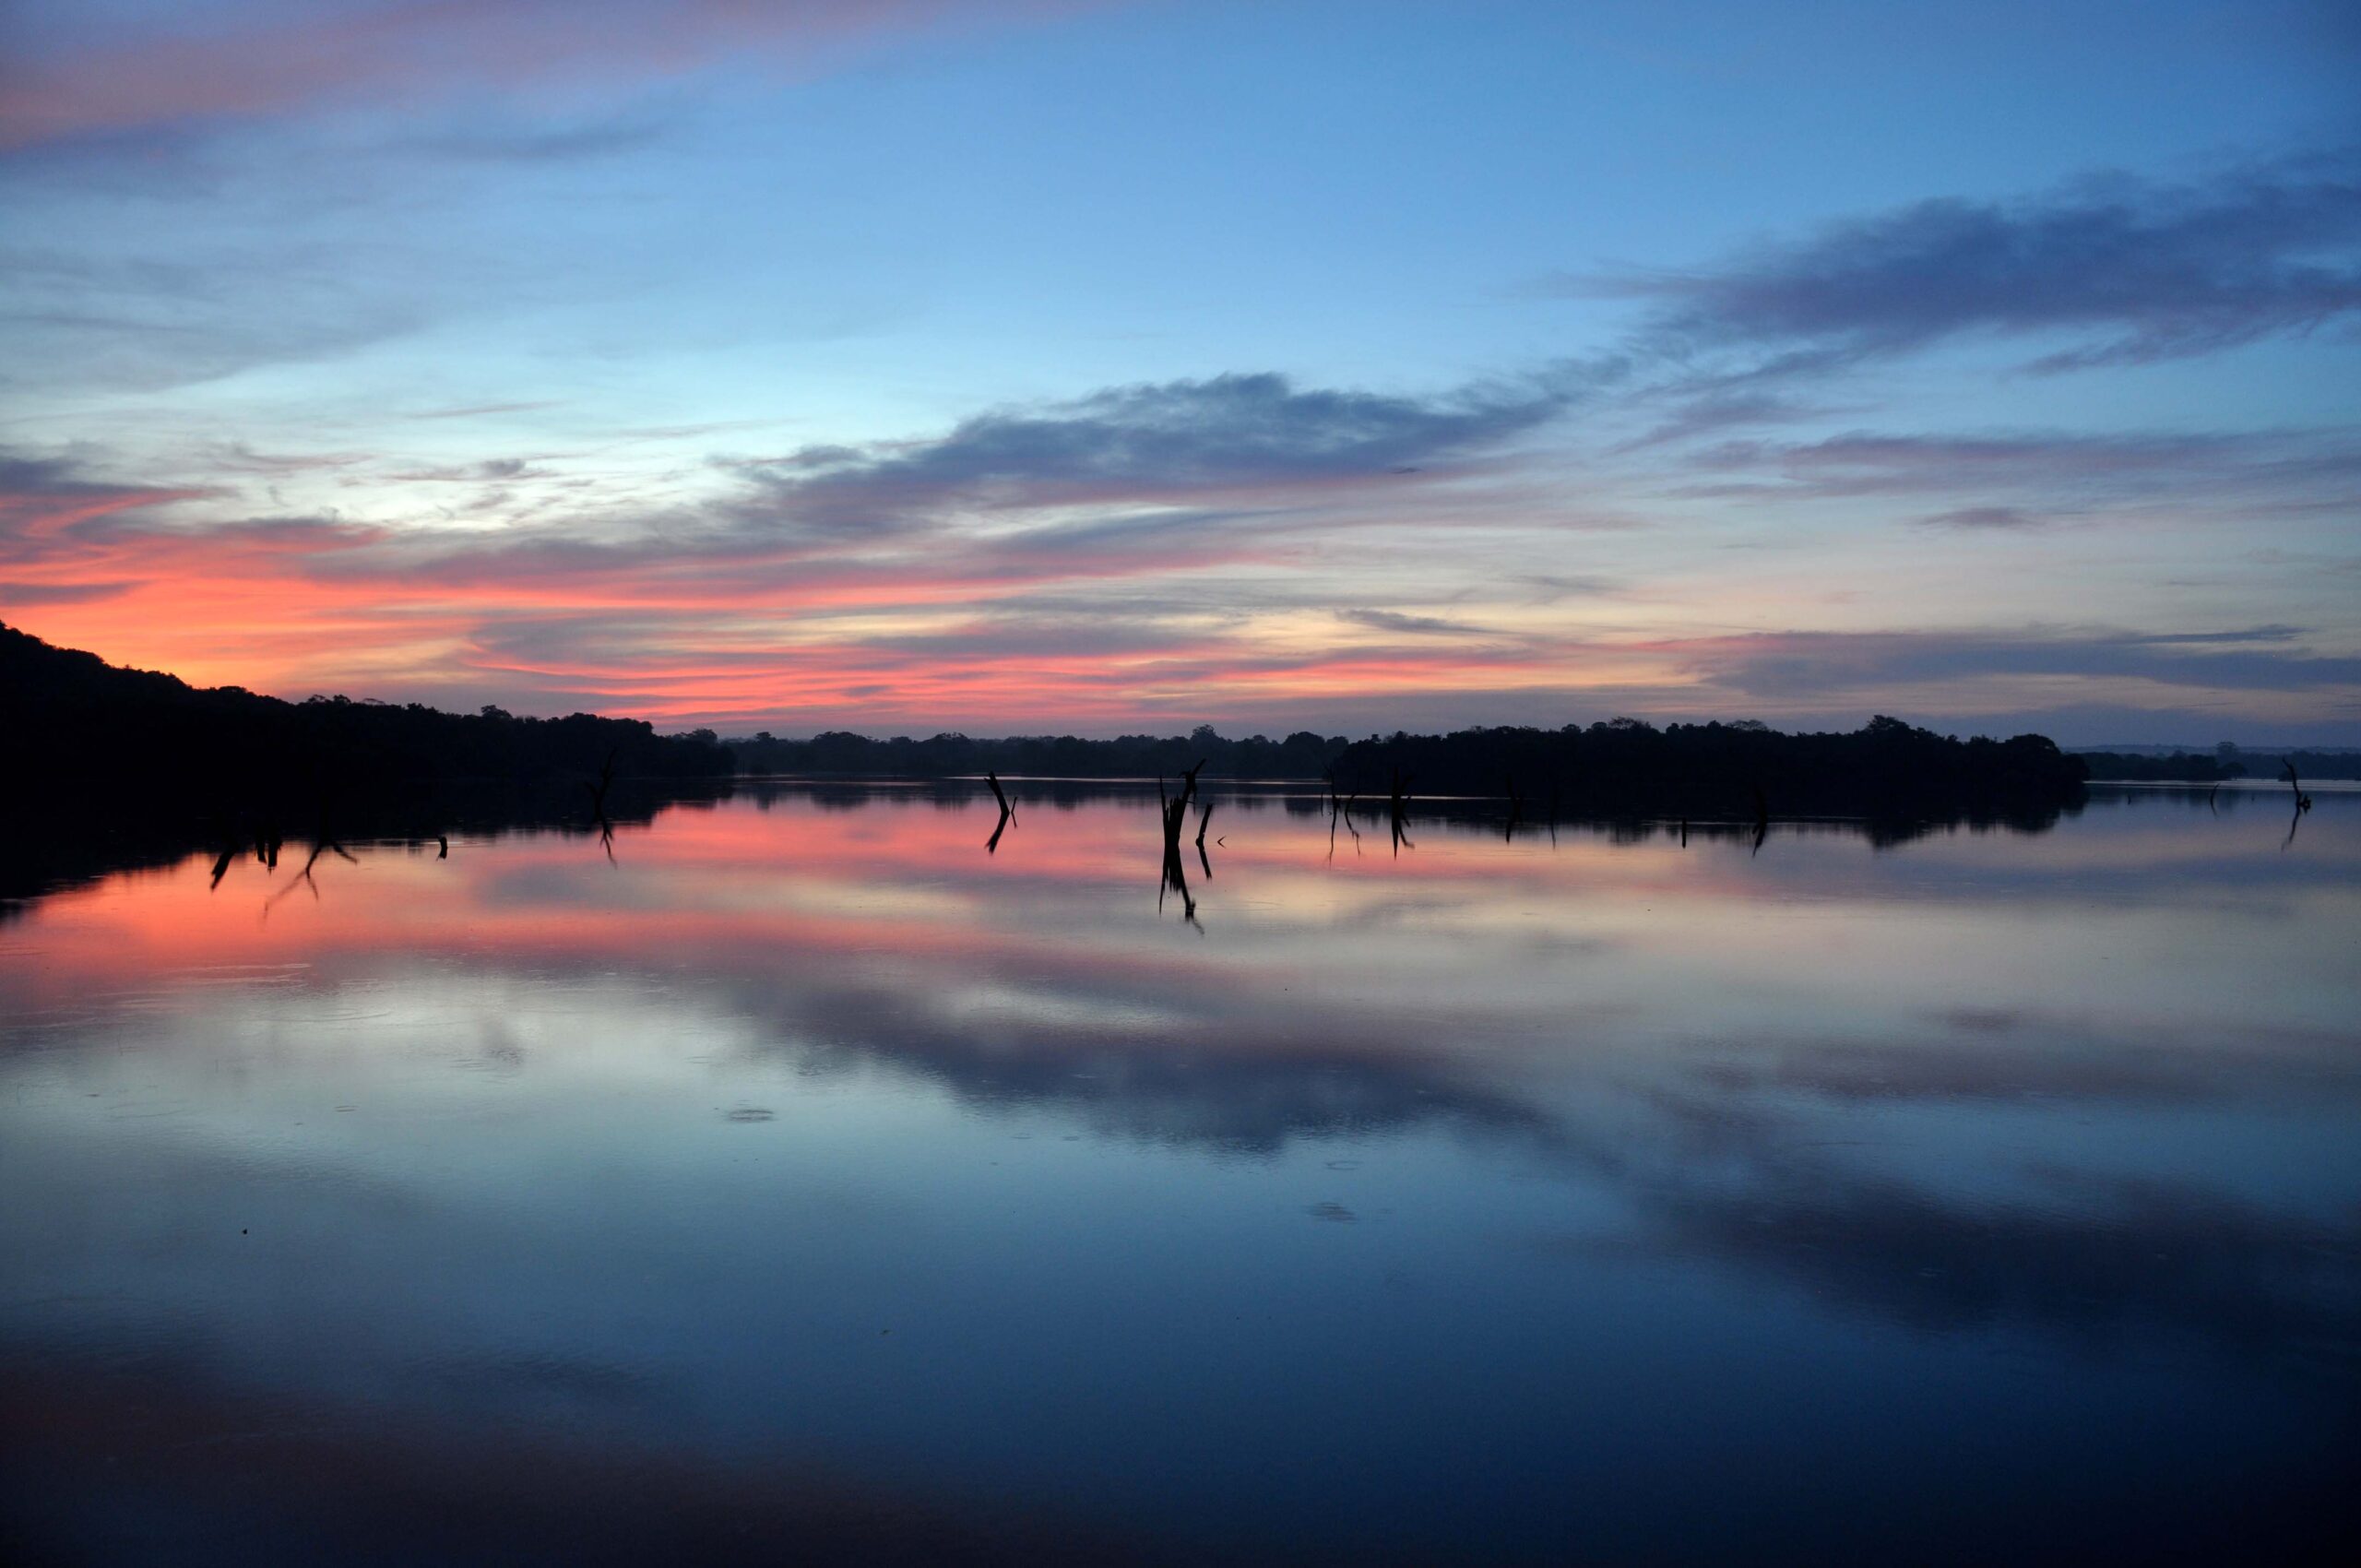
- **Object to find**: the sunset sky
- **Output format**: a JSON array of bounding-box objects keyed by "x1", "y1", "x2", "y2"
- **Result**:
[{"x1": 3, "y1": 0, "x2": 2356, "y2": 742}]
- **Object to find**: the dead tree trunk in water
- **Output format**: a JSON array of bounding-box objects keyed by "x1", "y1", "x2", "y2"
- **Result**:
[{"x1": 586, "y1": 748, "x2": 619, "y2": 861}]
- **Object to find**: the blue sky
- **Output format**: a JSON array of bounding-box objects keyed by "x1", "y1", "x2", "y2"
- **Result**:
[{"x1": 3, "y1": 0, "x2": 2356, "y2": 740}]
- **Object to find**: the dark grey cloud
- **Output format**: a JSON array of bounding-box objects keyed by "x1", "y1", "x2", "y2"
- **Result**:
[
  {"x1": 2142, "y1": 624, "x2": 2307, "y2": 645},
  {"x1": 0, "y1": 453, "x2": 88, "y2": 496},
  {"x1": 0, "y1": 449, "x2": 212, "y2": 560},
  {"x1": 1688, "y1": 627, "x2": 2361, "y2": 697},
  {"x1": 350, "y1": 369, "x2": 1587, "y2": 582},
  {"x1": 740, "y1": 370, "x2": 1582, "y2": 530},
  {"x1": 1679, "y1": 426, "x2": 2361, "y2": 514},
  {"x1": 1335, "y1": 608, "x2": 1487, "y2": 636},
  {"x1": 0, "y1": 578, "x2": 142, "y2": 604},
  {"x1": 802, "y1": 615, "x2": 1223, "y2": 667},
  {"x1": 1920, "y1": 505, "x2": 2042, "y2": 529},
  {"x1": 386, "y1": 457, "x2": 551, "y2": 483},
  {"x1": 208, "y1": 443, "x2": 373, "y2": 475},
  {"x1": 1572, "y1": 149, "x2": 2361, "y2": 373},
  {"x1": 1515, "y1": 572, "x2": 1622, "y2": 603}
]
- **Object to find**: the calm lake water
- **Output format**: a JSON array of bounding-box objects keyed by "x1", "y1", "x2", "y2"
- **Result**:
[{"x1": 3, "y1": 783, "x2": 2355, "y2": 1564}]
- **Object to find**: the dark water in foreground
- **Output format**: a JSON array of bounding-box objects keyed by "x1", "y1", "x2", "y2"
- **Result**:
[{"x1": 2, "y1": 783, "x2": 2355, "y2": 1564}]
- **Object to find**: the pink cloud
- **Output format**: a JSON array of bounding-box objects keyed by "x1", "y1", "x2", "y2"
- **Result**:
[{"x1": 0, "y1": 0, "x2": 1102, "y2": 150}]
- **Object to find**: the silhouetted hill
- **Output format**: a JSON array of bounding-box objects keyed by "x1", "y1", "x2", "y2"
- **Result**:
[
  {"x1": 0, "y1": 622, "x2": 732, "y2": 813},
  {"x1": 1327, "y1": 716, "x2": 2087, "y2": 823}
]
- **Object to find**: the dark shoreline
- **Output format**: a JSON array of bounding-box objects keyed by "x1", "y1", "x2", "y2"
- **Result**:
[{"x1": 9, "y1": 623, "x2": 2097, "y2": 899}]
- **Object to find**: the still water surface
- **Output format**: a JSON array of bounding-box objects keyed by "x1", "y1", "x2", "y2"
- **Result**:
[{"x1": 3, "y1": 784, "x2": 2355, "y2": 1563}]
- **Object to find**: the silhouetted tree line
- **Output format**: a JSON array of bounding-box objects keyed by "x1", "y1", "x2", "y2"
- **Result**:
[
  {"x1": 1, "y1": 623, "x2": 732, "y2": 813},
  {"x1": 728, "y1": 724, "x2": 1349, "y2": 779},
  {"x1": 1327, "y1": 716, "x2": 2087, "y2": 820},
  {"x1": 2073, "y1": 751, "x2": 2244, "y2": 781},
  {"x1": 2072, "y1": 743, "x2": 2359, "y2": 782},
  {"x1": 2250, "y1": 749, "x2": 2361, "y2": 780}
]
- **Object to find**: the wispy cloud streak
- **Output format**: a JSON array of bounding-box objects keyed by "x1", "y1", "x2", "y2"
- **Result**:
[{"x1": 1569, "y1": 150, "x2": 2361, "y2": 374}]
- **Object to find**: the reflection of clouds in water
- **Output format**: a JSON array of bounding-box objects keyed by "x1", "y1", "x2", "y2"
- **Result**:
[
  {"x1": 4, "y1": 784, "x2": 2358, "y2": 1477},
  {"x1": 1564, "y1": 1158, "x2": 2361, "y2": 1360},
  {"x1": 574, "y1": 943, "x2": 2361, "y2": 1363},
  {"x1": 1693, "y1": 1014, "x2": 2361, "y2": 1106},
  {"x1": 1507, "y1": 1027, "x2": 2361, "y2": 1367},
  {"x1": 719, "y1": 973, "x2": 1554, "y2": 1156}
]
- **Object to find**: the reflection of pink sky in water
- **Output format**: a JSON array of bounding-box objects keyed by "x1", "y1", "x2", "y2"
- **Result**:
[
  {"x1": 3, "y1": 790, "x2": 2358, "y2": 1562},
  {"x1": 14, "y1": 789, "x2": 2355, "y2": 1052}
]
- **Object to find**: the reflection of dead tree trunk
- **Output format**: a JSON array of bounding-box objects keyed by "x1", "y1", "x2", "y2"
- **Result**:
[
  {"x1": 1157, "y1": 762, "x2": 1207, "y2": 928},
  {"x1": 1388, "y1": 766, "x2": 1414, "y2": 856},
  {"x1": 1750, "y1": 783, "x2": 1769, "y2": 856},
  {"x1": 213, "y1": 813, "x2": 287, "y2": 888},
  {"x1": 208, "y1": 814, "x2": 251, "y2": 889},
  {"x1": 587, "y1": 747, "x2": 619, "y2": 862},
  {"x1": 2282, "y1": 762, "x2": 2311, "y2": 849},
  {"x1": 1329, "y1": 790, "x2": 1361, "y2": 858},
  {"x1": 1324, "y1": 774, "x2": 1363, "y2": 859},
  {"x1": 1196, "y1": 798, "x2": 1215, "y2": 878},
  {"x1": 984, "y1": 769, "x2": 1015, "y2": 853},
  {"x1": 264, "y1": 831, "x2": 355, "y2": 912},
  {"x1": 1502, "y1": 773, "x2": 1525, "y2": 842}
]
